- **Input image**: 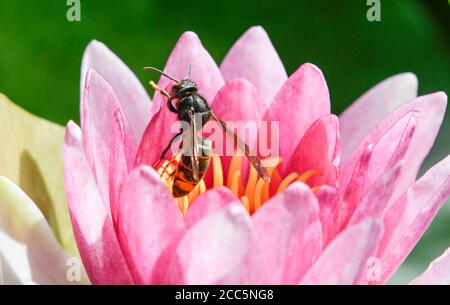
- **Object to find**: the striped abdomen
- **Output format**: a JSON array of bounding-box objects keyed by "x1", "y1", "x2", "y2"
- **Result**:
[
  {"x1": 172, "y1": 137, "x2": 212, "y2": 197},
  {"x1": 172, "y1": 154, "x2": 210, "y2": 197}
]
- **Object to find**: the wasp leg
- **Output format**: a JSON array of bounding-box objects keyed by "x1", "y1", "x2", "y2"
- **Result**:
[
  {"x1": 167, "y1": 98, "x2": 177, "y2": 113},
  {"x1": 160, "y1": 128, "x2": 184, "y2": 161},
  {"x1": 160, "y1": 161, "x2": 173, "y2": 177},
  {"x1": 157, "y1": 154, "x2": 179, "y2": 179},
  {"x1": 167, "y1": 169, "x2": 176, "y2": 179}
]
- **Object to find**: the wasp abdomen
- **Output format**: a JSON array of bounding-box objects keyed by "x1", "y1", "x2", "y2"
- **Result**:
[
  {"x1": 172, "y1": 138, "x2": 212, "y2": 198},
  {"x1": 172, "y1": 155, "x2": 210, "y2": 197}
]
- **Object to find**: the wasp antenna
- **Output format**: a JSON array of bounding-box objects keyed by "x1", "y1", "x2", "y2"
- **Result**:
[
  {"x1": 143, "y1": 66, "x2": 180, "y2": 82},
  {"x1": 149, "y1": 80, "x2": 171, "y2": 98}
]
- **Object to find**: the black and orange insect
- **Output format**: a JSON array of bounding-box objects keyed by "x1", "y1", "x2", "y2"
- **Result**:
[{"x1": 144, "y1": 66, "x2": 270, "y2": 197}]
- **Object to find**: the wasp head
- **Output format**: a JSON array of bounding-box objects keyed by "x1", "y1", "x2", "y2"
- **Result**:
[{"x1": 170, "y1": 79, "x2": 198, "y2": 98}]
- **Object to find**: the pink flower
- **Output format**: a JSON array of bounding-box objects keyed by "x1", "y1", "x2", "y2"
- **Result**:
[{"x1": 63, "y1": 26, "x2": 450, "y2": 285}]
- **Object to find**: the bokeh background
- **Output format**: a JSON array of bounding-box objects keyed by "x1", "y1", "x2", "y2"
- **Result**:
[{"x1": 0, "y1": 0, "x2": 448, "y2": 284}]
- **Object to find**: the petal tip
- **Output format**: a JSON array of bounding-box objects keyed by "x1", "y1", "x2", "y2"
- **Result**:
[
  {"x1": 436, "y1": 91, "x2": 448, "y2": 103},
  {"x1": 85, "y1": 39, "x2": 103, "y2": 52},
  {"x1": 424, "y1": 91, "x2": 448, "y2": 112},
  {"x1": 207, "y1": 186, "x2": 241, "y2": 199},
  {"x1": 288, "y1": 180, "x2": 312, "y2": 192},
  {"x1": 66, "y1": 119, "x2": 77, "y2": 128},
  {"x1": 400, "y1": 72, "x2": 418, "y2": 87},
  {"x1": 224, "y1": 77, "x2": 256, "y2": 90},
  {"x1": 288, "y1": 63, "x2": 328, "y2": 91},
  {"x1": 301, "y1": 63, "x2": 325, "y2": 75},
  {"x1": 385, "y1": 72, "x2": 418, "y2": 92},
  {"x1": 82, "y1": 40, "x2": 109, "y2": 68},
  {"x1": 64, "y1": 121, "x2": 81, "y2": 145},
  {"x1": 225, "y1": 203, "x2": 251, "y2": 225},
  {"x1": 284, "y1": 181, "x2": 317, "y2": 200},
  {"x1": 178, "y1": 31, "x2": 201, "y2": 46},
  {"x1": 327, "y1": 113, "x2": 340, "y2": 126},
  {"x1": 134, "y1": 165, "x2": 160, "y2": 181},
  {"x1": 245, "y1": 25, "x2": 269, "y2": 38}
]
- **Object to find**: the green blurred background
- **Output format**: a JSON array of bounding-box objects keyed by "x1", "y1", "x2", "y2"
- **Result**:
[{"x1": 0, "y1": 0, "x2": 448, "y2": 283}]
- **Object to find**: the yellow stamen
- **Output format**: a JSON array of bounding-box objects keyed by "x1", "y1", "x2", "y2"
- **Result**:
[
  {"x1": 230, "y1": 170, "x2": 241, "y2": 197},
  {"x1": 198, "y1": 179, "x2": 207, "y2": 195},
  {"x1": 298, "y1": 169, "x2": 322, "y2": 183},
  {"x1": 156, "y1": 153, "x2": 323, "y2": 215},
  {"x1": 227, "y1": 156, "x2": 242, "y2": 188},
  {"x1": 253, "y1": 178, "x2": 266, "y2": 212},
  {"x1": 186, "y1": 179, "x2": 206, "y2": 203},
  {"x1": 270, "y1": 169, "x2": 283, "y2": 195},
  {"x1": 212, "y1": 154, "x2": 223, "y2": 187},
  {"x1": 187, "y1": 183, "x2": 199, "y2": 202},
  {"x1": 244, "y1": 165, "x2": 258, "y2": 206},
  {"x1": 261, "y1": 157, "x2": 281, "y2": 203},
  {"x1": 177, "y1": 196, "x2": 189, "y2": 216},
  {"x1": 241, "y1": 196, "x2": 250, "y2": 213},
  {"x1": 277, "y1": 172, "x2": 300, "y2": 194}
]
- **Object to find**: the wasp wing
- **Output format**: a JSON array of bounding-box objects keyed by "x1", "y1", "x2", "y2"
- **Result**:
[
  {"x1": 211, "y1": 112, "x2": 270, "y2": 182},
  {"x1": 187, "y1": 110, "x2": 200, "y2": 181}
]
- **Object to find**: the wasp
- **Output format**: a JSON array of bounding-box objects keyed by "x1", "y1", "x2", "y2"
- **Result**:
[{"x1": 145, "y1": 66, "x2": 270, "y2": 197}]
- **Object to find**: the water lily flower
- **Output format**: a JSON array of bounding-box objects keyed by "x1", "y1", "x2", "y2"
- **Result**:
[
  {"x1": 0, "y1": 94, "x2": 88, "y2": 284},
  {"x1": 64, "y1": 26, "x2": 450, "y2": 285}
]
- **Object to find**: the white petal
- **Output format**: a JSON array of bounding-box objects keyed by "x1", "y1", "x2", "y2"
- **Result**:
[{"x1": 0, "y1": 177, "x2": 88, "y2": 284}]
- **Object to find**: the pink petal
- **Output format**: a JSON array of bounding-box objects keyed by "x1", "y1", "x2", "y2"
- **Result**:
[
  {"x1": 339, "y1": 144, "x2": 373, "y2": 230},
  {"x1": 410, "y1": 248, "x2": 450, "y2": 285},
  {"x1": 208, "y1": 78, "x2": 267, "y2": 184},
  {"x1": 117, "y1": 166, "x2": 184, "y2": 284},
  {"x1": 339, "y1": 113, "x2": 415, "y2": 231},
  {"x1": 300, "y1": 219, "x2": 382, "y2": 285},
  {"x1": 340, "y1": 73, "x2": 418, "y2": 160},
  {"x1": 81, "y1": 68, "x2": 136, "y2": 208},
  {"x1": 184, "y1": 187, "x2": 240, "y2": 229},
  {"x1": 135, "y1": 32, "x2": 224, "y2": 168},
  {"x1": 348, "y1": 164, "x2": 402, "y2": 226},
  {"x1": 63, "y1": 121, "x2": 133, "y2": 284},
  {"x1": 287, "y1": 114, "x2": 340, "y2": 186},
  {"x1": 363, "y1": 113, "x2": 416, "y2": 197},
  {"x1": 220, "y1": 26, "x2": 287, "y2": 105},
  {"x1": 263, "y1": 63, "x2": 330, "y2": 174},
  {"x1": 378, "y1": 155, "x2": 450, "y2": 283},
  {"x1": 166, "y1": 204, "x2": 255, "y2": 284},
  {"x1": 109, "y1": 110, "x2": 130, "y2": 225},
  {"x1": 315, "y1": 185, "x2": 339, "y2": 248},
  {"x1": 81, "y1": 40, "x2": 152, "y2": 142},
  {"x1": 211, "y1": 78, "x2": 266, "y2": 130},
  {"x1": 340, "y1": 92, "x2": 447, "y2": 210},
  {"x1": 252, "y1": 182, "x2": 322, "y2": 284}
]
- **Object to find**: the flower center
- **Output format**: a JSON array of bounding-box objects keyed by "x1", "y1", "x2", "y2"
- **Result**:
[{"x1": 157, "y1": 154, "x2": 322, "y2": 215}]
